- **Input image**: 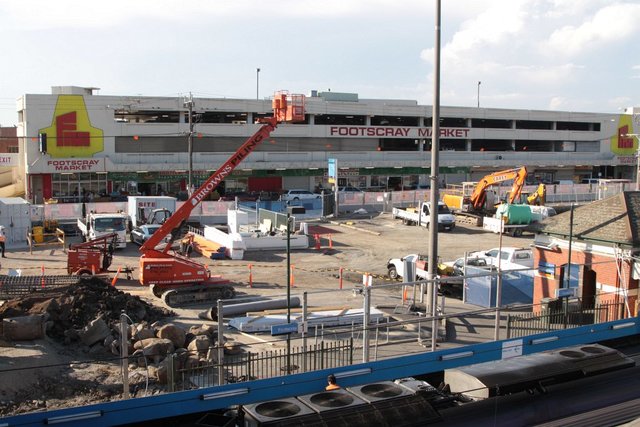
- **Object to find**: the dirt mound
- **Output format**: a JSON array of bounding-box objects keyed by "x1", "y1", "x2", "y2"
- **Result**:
[{"x1": 0, "y1": 277, "x2": 173, "y2": 341}]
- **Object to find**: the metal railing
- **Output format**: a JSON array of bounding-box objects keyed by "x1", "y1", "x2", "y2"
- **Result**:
[
  {"x1": 172, "y1": 339, "x2": 353, "y2": 391},
  {"x1": 505, "y1": 300, "x2": 623, "y2": 338}
]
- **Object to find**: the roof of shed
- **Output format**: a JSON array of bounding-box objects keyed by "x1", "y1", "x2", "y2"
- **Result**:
[{"x1": 533, "y1": 191, "x2": 640, "y2": 247}]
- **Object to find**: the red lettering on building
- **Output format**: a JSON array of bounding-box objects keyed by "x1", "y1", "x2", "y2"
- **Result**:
[
  {"x1": 618, "y1": 125, "x2": 634, "y2": 149},
  {"x1": 56, "y1": 111, "x2": 90, "y2": 147}
]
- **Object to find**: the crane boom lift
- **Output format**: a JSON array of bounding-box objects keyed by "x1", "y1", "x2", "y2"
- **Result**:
[{"x1": 139, "y1": 92, "x2": 305, "y2": 306}]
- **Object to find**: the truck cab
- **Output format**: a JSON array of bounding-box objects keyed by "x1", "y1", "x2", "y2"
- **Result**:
[{"x1": 78, "y1": 212, "x2": 128, "y2": 249}]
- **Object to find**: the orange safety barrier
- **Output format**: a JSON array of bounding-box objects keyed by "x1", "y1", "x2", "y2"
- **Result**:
[
  {"x1": 91, "y1": 264, "x2": 96, "y2": 275},
  {"x1": 328, "y1": 234, "x2": 333, "y2": 249},
  {"x1": 314, "y1": 234, "x2": 321, "y2": 250},
  {"x1": 41, "y1": 265, "x2": 45, "y2": 288},
  {"x1": 248, "y1": 264, "x2": 253, "y2": 288},
  {"x1": 339, "y1": 267, "x2": 343, "y2": 289},
  {"x1": 290, "y1": 264, "x2": 295, "y2": 287},
  {"x1": 111, "y1": 267, "x2": 122, "y2": 287}
]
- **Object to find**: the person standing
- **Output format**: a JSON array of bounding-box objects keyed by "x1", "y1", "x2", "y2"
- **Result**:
[{"x1": 0, "y1": 226, "x2": 6, "y2": 258}]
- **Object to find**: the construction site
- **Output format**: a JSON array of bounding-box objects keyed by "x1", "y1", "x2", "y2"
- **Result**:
[{"x1": 1, "y1": 92, "x2": 639, "y2": 426}]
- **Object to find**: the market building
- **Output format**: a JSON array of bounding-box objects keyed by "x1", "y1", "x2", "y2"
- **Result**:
[{"x1": 14, "y1": 86, "x2": 639, "y2": 204}]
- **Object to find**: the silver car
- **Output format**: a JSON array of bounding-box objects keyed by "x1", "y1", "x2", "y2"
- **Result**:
[{"x1": 130, "y1": 224, "x2": 165, "y2": 245}]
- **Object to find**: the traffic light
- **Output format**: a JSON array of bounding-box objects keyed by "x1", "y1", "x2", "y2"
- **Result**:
[{"x1": 38, "y1": 133, "x2": 47, "y2": 153}]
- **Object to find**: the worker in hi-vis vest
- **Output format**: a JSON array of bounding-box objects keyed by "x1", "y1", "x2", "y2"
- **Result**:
[
  {"x1": 0, "y1": 226, "x2": 6, "y2": 257},
  {"x1": 325, "y1": 374, "x2": 340, "y2": 391}
]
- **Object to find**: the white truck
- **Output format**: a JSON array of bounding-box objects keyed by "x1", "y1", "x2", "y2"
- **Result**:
[
  {"x1": 392, "y1": 201, "x2": 456, "y2": 231},
  {"x1": 387, "y1": 253, "x2": 429, "y2": 280},
  {"x1": 127, "y1": 196, "x2": 177, "y2": 228},
  {"x1": 77, "y1": 212, "x2": 129, "y2": 248},
  {"x1": 482, "y1": 216, "x2": 528, "y2": 237},
  {"x1": 469, "y1": 246, "x2": 534, "y2": 270}
]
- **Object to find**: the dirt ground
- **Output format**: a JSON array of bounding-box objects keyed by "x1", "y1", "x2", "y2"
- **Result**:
[{"x1": 0, "y1": 211, "x2": 533, "y2": 416}]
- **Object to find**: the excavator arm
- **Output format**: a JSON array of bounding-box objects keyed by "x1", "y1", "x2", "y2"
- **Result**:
[
  {"x1": 527, "y1": 183, "x2": 546, "y2": 205},
  {"x1": 507, "y1": 166, "x2": 528, "y2": 204},
  {"x1": 469, "y1": 166, "x2": 528, "y2": 209}
]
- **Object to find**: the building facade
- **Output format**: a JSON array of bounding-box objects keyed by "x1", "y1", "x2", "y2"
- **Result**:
[
  {"x1": 533, "y1": 192, "x2": 640, "y2": 317},
  {"x1": 16, "y1": 86, "x2": 639, "y2": 204}
]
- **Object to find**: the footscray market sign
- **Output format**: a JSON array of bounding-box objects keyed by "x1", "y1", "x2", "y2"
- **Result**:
[{"x1": 47, "y1": 159, "x2": 104, "y2": 172}]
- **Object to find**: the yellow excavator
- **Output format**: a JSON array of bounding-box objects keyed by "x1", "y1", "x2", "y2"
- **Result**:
[{"x1": 442, "y1": 166, "x2": 528, "y2": 217}]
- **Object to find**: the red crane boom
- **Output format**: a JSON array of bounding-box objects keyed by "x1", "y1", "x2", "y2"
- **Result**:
[{"x1": 138, "y1": 92, "x2": 305, "y2": 306}]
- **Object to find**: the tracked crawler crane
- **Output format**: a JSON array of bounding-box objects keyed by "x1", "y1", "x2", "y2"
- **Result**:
[{"x1": 139, "y1": 92, "x2": 305, "y2": 306}]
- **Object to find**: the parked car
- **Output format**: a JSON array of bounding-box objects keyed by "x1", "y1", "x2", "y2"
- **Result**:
[
  {"x1": 130, "y1": 224, "x2": 170, "y2": 245},
  {"x1": 449, "y1": 257, "x2": 491, "y2": 276},
  {"x1": 280, "y1": 189, "x2": 321, "y2": 202},
  {"x1": 469, "y1": 247, "x2": 534, "y2": 269},
  {"x1": 338, "y1": 186, "x2": 365, "y2": 192}
]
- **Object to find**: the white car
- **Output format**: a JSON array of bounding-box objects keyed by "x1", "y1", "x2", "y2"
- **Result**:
[
  {"x1": 469, "y1": 247, "x2": 534, "y2": 269},
  {"x1": 130, "y1": 224, "x2": 171, "y2": 245},
  {"x1": 280, "y1": 189, "x2": 321, "y2": 202}
]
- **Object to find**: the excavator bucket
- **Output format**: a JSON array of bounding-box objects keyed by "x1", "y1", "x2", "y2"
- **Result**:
[{"x1": 273, "y1": 91, "x2": 305, "y2": 123}]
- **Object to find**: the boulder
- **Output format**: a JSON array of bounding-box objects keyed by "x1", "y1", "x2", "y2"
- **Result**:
[
  {"x1": 134, "y1": 338, "x2": 174, "y2": 360},
  {"x1": 185, "y1": 354, "x2": 201, "y2": 370},
  {"x1": 2, "y1": 314, "x2": 45, "y2": 341},
  {"x1": 188, "y1": 324, "x2": 215, "y2": 338},
  {"x1": 79, "y1": 316, "x2": 111, "y2": 346},
  {"x1": 187, "y1": 335, "x2": 211, "y2": 355},
  {"x1": 156, "y1": 358, "x2": 170, "y2": 384},
  {"x1": 157, "y1": 324, "x2": 186, "y2": 348},
  {"x1": 134, "y1": 328, "x2": 154, "y2": 341}
]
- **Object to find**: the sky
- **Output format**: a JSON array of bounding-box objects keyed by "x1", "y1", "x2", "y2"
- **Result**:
[{"x1": 1, "y1": 0, "x2": 639, "y2": 127}]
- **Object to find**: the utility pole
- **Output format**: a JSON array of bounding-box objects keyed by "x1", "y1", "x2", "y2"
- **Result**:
[
  {"x1": 427, "y1": 0, "x2": 441, "y2": 352},
  {"x1": 185, "y1": 93, "x2": 194, "y2": 196}
]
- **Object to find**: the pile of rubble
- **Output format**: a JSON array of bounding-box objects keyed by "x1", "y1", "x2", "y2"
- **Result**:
[
  {"x1": 0, "y1": 277, "x2": 244, "y2": 416},
  {"x1": 0, "y1": 277, "x2": 173, "y2": 343}
]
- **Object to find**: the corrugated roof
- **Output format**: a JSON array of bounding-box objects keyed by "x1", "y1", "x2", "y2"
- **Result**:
[{"x1": 534, "y1": 191, "x2": 640, "y2": 247}]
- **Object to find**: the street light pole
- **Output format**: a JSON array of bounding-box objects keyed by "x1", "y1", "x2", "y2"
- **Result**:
[
  {"x1": 256, "y1": 68, "x2": 261, "y2": 100},
  {"x1": 477, "y1": 81, "x2": 481, "y2": 108}
]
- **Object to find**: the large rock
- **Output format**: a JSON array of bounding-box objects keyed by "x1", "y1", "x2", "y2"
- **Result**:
[
  {"x1": 134, "y1": 338, "x2": 175, "y2": 360},
  {"x1": 188, "y1": 324, "x2": 215, "y2": 338},
  {"x1": 2, "y1": 315, "x2": 45, "y2": 341},
  {"x1": 79, "y1": 316, "x2": 111, "y2": 346},
  {"x1": 187, "y1": 335, "x2": 211, "y2": 355},
  {"x1": 156, "y1": 358, "x2": 170, "y2": 384},
  {"x1": 157, "y1": 324, "x2": 186, "y2": 348}
]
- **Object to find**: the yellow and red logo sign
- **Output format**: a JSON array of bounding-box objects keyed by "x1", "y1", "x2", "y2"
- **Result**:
[
  {"x1": 611, "y1": 115, "x2": 637, "y2": 155},
  {"x1": 39, "y1": 95, "x2": 104, "y2": 158}
]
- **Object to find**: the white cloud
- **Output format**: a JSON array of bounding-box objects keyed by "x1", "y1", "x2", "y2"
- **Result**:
[{"x1": 545, "y1": 3, "x2": 640, "y2": 56}]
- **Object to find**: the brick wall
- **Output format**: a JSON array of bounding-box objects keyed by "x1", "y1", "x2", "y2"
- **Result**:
[{"x1": 534, "y1": 244, "x2": 638, "y2": 316}]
